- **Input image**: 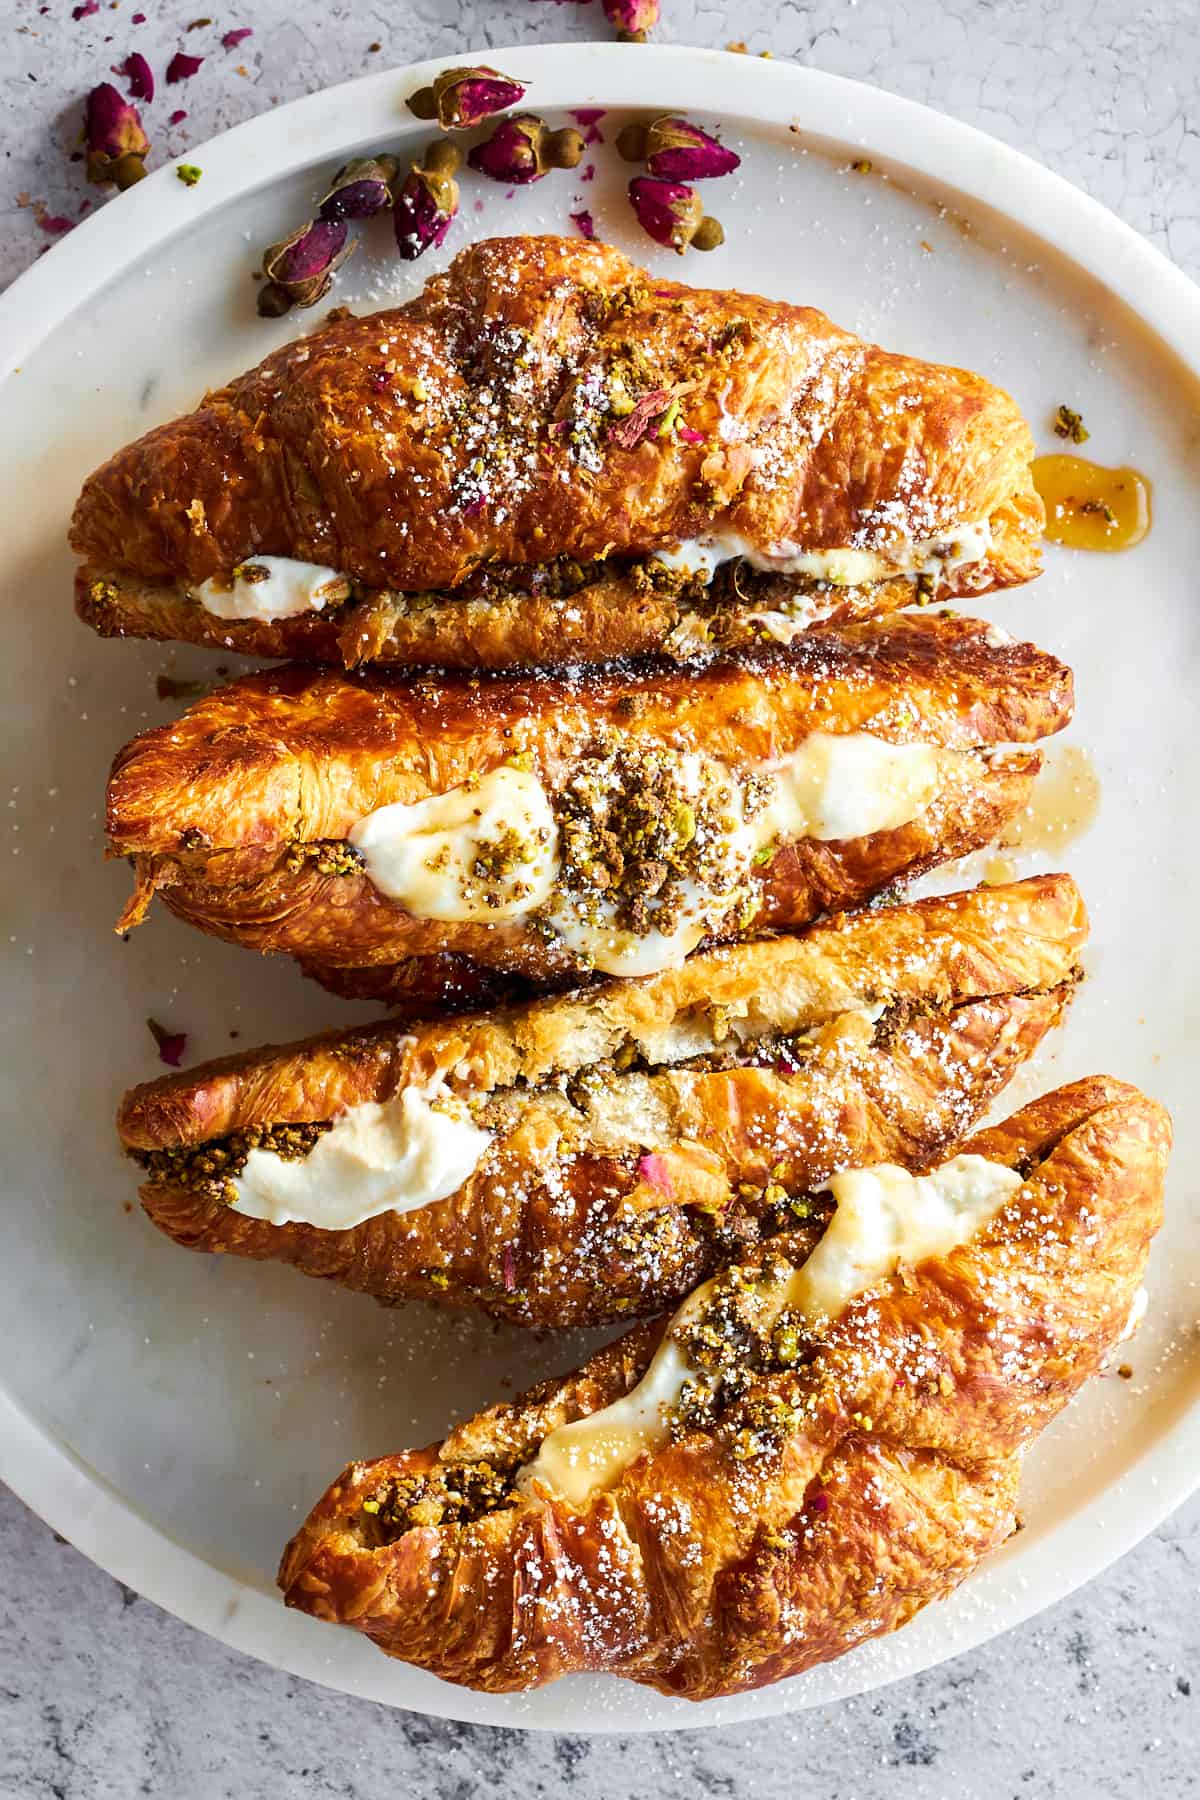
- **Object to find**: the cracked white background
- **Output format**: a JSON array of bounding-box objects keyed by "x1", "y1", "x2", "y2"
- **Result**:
[{"x1": 2, "y1": 1, "x2": 1198, "y2": 1795}]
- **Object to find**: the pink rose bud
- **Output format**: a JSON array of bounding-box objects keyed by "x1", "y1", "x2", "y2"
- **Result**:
[
  {"x1": 259, "y1": 218, "x2": 352, "y2": 315},
  {"x1": 393, "y1": 163, "x2": 459, "y2": 260},
  {"x1": 468, "y1": 114, "x2": 584, "y2": 185},
  {"x1": 318, "y1": 155, "x2": 398, "y2": 222},
  {"x1": 636, "y1": 1152, "x2": 674, "y2": 1195},
  {"x1": 406, "y1": 65, "x2": 526, "y2": 130},
  {"x1": 602, "y1": 0, "x2": 659, "y2": 38},
  {"x1": 644, "y1": 117, "x2": 740, "y2": 180},
  {"x1": 84, "y1": 82, "x2": 150, "y2": 190},
  {"x1": 628, "y1": 175, "x2": 704, "y2": 252}
]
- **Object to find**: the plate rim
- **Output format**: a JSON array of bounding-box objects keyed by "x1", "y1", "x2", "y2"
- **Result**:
[{"x1": 3, "y1": 39, "x2": 1199, "y2": 1733}]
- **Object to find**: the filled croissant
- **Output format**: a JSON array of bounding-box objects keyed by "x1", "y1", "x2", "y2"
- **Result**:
[
  {"x1": 278, "y1": 1077, "x2": 1169, "y2": 1698},
  {"x1": 72, "y1": 235, "x2": 1043, "y2": 671},
  {"x1": 106, "y1": 613, "x2": 1072, "y2": 998},
  {"x1": 119, "y1": 875, "x2": 1085, "y2": 1328}
]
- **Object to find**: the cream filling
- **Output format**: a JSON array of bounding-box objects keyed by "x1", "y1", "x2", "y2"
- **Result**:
[
  {"x1": 349, "y1": 737, "x2": 939, "y2": 972},
  {"x1": 193, "y1": 556, "x2": 351, "y2": 621},
  {"x1": 229, "y1": 1084, "x2": 492, "y2": 1230},
  {"x1": 650, "y1": 520, "x2": 993, "y2": 589},
  {"x1": 348, "y1": 766, "x2": 560, "y2": 923},
  {"x1": 518, "y1": 1152, "x2": 1021, "y2": 1505}
]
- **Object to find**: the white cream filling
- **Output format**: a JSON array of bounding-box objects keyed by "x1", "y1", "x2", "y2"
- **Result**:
[
  {"x1": 229, "y1": 1084, "x2": 491, "y2": 1231},
  {"x1": 650, "y1": 520, "x2": 993, "y2": 589},
  {"x1": 759, "y1": 733, "x2": 940, "y2": 844},
  {"x1": 349, "y1": 734, "x2": 940, "y2": 973},
  {"x1": 518, "y1": 1152, "x2": 1021, "y2": 1505},
  {"x1": 193, "y1": 556, "x2": 351, "y2": 621},
  {"x1": 349, "y1": 766, "x2": 559, "y2": 923}
]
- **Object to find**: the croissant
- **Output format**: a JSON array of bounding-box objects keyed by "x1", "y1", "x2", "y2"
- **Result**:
[
  {"x1": 71, "y1": 235, "x2": 1043, "y2": 671},
  {"x1": 278, "y1": 1076, "x2": 1169, "y2": 1698},
  {"x1": 106, "y1": 613, "x2": 1072, "y2": 998},
  {"x1": 119, "y1": 875, "x2": 1084, "y2": 1328}
]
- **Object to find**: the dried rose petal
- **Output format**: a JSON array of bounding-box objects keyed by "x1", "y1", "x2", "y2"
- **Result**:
[
  {"x1": 643, "y1": 117, "x2": 740, "y2": 180},
  {"x1": 468, "y1": 115, "x2": 584, "y2": 184},
  {"x1": 609, "y1": 387, "x2": 670, "y2": 449},
  {"x1": 318, "y1": 155, "x2": 398, "y2": 222},
  {"x1": 261, "y1": 218, "x2": 352, "y2": 312},
  {"x1": 677, "y1": 424, "x2": 705, "y2": 443},
  {"x1": 406, "y1": 65, "x2": 525, "y2": 131},
  {"x1": 502, "y1": 1244, "x2": 517, "y2": 1292},
  {"x1": 166, "y1": 51, "x2": 203, "y2": 84},
  {"x1": 602, "y1": 0, "x2": 659, "y2": 38},
  {"x1": 147, "y1": 1017, "x2": 187, "y2": 1067},
  {"x1": 131, "y1": 10, "x2": 146, "y2": 20},
  {"x1": 570, "y1": 208, "x2": 595, "y2": 240},
  {"x1": 570, "y1": 106, "x2": 606, "y2": 144},
  {"x1": 167, "y1": 108, "x2": 188, "y2": 125},
  {"x1": 84, "y1": 83, "x2": 150, "y2": 190},
  {"x1": 72, "y1": 0, "x2": 99, "y2": 18},
  {"x1": 628, "y1": 175, "x2": 703, "y2": 252},
  {"x1": 37, "y1": 213, "x2": 75, "y2": 236},
  {"x1": 222, "y1": 27, "x2": 253, "y2": 49},
  {"x1": 117, "y1": 51, "x2": 155, "y2": 103},
  {"x1": 393, "y1": 164, "x2": 459, "y2": 260},
  {"x1": 637, "y1": 1151, "x2": 673, "y2": 1195}
]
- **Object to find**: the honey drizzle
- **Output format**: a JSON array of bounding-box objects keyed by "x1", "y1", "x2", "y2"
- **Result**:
[
  {"x1": 1032, "y1": 454, "x2": 1151, "y2": 552},
  {"x1": 1004, "y1": 745, "x2": 1101, "y2": 854}
]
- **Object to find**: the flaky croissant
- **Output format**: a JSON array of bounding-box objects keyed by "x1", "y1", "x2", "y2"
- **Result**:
[
  {"x1": 72, "y1": 235, "x2": 1042, "y2": 670},
  {"x1": 119, "y1": 876, "x2": 1084, "y2": 1328},
  {"x1": 106, "y1": 613, "x2": 1072, "y2": 999},
  {"x1": 278, "y1": 1077, "x2": 1169, "y2": 1699}
]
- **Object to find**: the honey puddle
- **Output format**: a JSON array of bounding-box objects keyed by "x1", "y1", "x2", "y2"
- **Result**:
[
  {"x1": 1004, "y1": 745, "x2": 1101, "y2": 853},
  {"x1": 983, "y1": 856, "x2": 1018, "y2": 886},
  {"x1": 1032, "y1": 454, "x2": 1151, "y2": 551}
]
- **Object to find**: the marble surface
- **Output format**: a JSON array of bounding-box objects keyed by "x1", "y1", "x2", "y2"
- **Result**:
[{"x1": 2, "y1": 0, "x2": 1198, "y2": 1792}]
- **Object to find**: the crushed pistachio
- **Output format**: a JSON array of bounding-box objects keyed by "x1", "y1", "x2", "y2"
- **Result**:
[
  {"x1": 284, "y1": 839, "x2": 365, "y2": 878},
  {"x1": 131, "y1": 1120, "x2": 332, "y2": 1205},
  {"x1": 175, "y1": 163, "x2": 203, "y2": 187},
  {"x1": 1053, "y1": 404, "x2": 1089, "y2": 444}
]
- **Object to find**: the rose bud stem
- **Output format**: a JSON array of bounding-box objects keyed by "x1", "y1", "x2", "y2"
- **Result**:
[{"x1": 616, "y1": 121, "x2": 649, "y2": 162}]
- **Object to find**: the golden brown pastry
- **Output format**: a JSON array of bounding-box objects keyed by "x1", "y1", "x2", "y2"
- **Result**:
[
  {"x1": 278, "y1": 1076, "x2": 1169, "y2": 1698},
  {"x1": 106, "y1": 613, "x2": 1072, "y2": 995},
  {"x1": 72, "y1": 235, "x2": 1043, "y2": 671},
  {"x1": 119, "y1": 875, "x2": 1085, "y2": 1327}
]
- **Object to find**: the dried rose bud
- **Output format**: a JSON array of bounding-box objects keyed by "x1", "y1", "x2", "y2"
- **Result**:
[
  {"x1": 646, "y1": 117, "x2": 739, "y2": 180},
  {"x1": 468, "y1": 115, "x2": 584, "y2": 185},
  {"x1": 84, "y1": 82, "x2": 150, "y2": 190},
  {"x1": 259, "y1": 218, "x2": 352, "y2": 314},
  {"x1": 602, "y1": 0, "x2": 659, "y2": 39},
  {"x1": 629, "y1": 175, "x2": 716, "y2": 253},
  {"x1": 318, "y1": 154, "x2": 399, "y2": 222},
  {"x1": 393, "y1": 163, "x2": 459, "y2": 260},
  {"x1": 406, "y1": 65, "x2": 525, "y2": 130}
]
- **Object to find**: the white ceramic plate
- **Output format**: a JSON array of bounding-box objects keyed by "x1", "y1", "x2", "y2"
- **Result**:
[{"x1": 1, "y1": 43, "x2": 1198, "y2": 1733}]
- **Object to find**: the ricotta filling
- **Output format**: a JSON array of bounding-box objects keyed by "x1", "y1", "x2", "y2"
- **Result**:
[
  {"x1": 349, "y1": 766, "x2": 560, "y2": 923},
  {"x1": 229, "y1": 1084, "x2": 492, "y2": 1231},
  {"x1": 348, "y1": 736, "x2": 940, "y2": 975},
  {"x1": 193, "y1": 556, "x2": 351, "y2": 621},
  {"x1": 518, "y1": 1152, "x2": 1021, "y2": 1505},
  {"x1": 650, "y1": 521, "x2": 993, "y2": 589}
]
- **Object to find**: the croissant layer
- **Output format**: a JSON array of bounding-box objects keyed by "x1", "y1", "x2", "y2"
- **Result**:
[
  {"x1": 105, "y1": 613, "x2": 1072, "y2": 988},
  {"x1": 121, "y1": 876, "x2": 1085, "y2": 1327},
  {"x1": 278, "y1": 1078, "x2": 1169, "y2": 1698},
  {"x1": 71, "y1": 235, "x2": 1042, "y2": 668}
]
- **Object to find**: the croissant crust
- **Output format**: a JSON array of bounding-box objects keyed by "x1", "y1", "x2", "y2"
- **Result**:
[
  {"x1": 121, "y1": 876, "x2": 1085, "y2": 1327},
  {"x1": 71, "y1": 236, "x2": 1042, "y2": 669},
  {"x1": 278, "y1": 1078, "x2": 1169, "y2": 1698},
  {"x1": 105, "y1": 613, "x2": 1072, "y2": 988}
]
